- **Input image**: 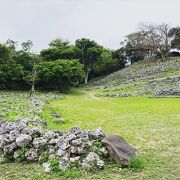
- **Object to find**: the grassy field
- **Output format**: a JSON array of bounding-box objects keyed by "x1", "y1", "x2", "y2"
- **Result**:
[{"x1": 0, "y1": 89, "x2": 180, "y2": 179}]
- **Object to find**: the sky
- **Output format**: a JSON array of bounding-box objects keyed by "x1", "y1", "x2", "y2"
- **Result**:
[{"x1": 0, "y1": 0, "x2": 180, "y2": 52}]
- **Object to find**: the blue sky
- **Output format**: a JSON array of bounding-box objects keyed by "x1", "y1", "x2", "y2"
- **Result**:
[{"x1": 0, "y1": 0, "x2": 180, "y2": 52}]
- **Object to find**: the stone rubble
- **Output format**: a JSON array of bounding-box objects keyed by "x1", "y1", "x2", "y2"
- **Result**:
[
  {"x1": 0, "y1": 117, "x2": 139, "y2": 173},
  {"x1": 0, "y1": 118, "x2": 106, "y2": 172}
]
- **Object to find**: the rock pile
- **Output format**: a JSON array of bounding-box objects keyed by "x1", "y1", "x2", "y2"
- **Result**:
[
  {"x1": 0, "y1": 118, "x2": 107, "y2": 172},
  {"x1": 154, "y1": 88, "x2": 180, "y2": 95}
]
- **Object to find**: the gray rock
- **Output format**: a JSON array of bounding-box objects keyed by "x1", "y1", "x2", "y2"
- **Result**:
[
  {"x1": 3, "y1": 142, "x2": 17, "y2": 153},
  {"x1": 0, "y1": 134, "x2": 10, "y2": 148},
  {"x1": 56, "y1": 138, "x2": 70, "y2": 150},
  {"x1": 48, "y1": 154, "x2": 56, "y2": 160},
  {"x1": 0, "y1": 122, "x2": 17, "y2": 134},
  {"x1": 56, "y1": 148, "x2": 66, "y2": 157},
  {"x1": 82, "y1": 152, "x2": 104, "y2": 169},
  {"x1": 33, "y1": 137, "x2": 48, "y2": 149},
  {"x1": 16, "y1": 134, "x2": 32, "y2": 147},
  {"x1": 44, "y1": 131, "x2": 55, "y2": 139},
  {"x1": 102, "y1": 135, "x2": 138, "y2": 166},
  {"x1": 9, "y1": 130, "x2": 20, "y2": 142},
  {"x1": 43, "y1": 162, "x2": 51, "y2": 173},
  {"x1": 70, "y1": 126, "x2": 81, "y2": 135},
  {"x1": 0, "y1": 154, "x2": 6, "y2": 163},
  {"x1": 70, "y1": 156, "x2": 80, "y2": 163},
  {"x1": 49, "y1": 138, "x2": 59, "y2": 145},
  {"x1": 71, "y1": 138, "x2": 83, "y2": 146},
  {"x1": 49, "y1": 146, "x2": 56, "y2": 154},
  {"x1": 25, "y1": 149, "x2": 39, "y2": 161},
  {"x1": 90, "y1": 128, "x2": 105, "y2": 140},
  {"x1": 21, "y1": 127, "x2": 43, "y2": 137},
  {"x1": 59, "y1": 158, "x2": 69, "y2": 171},
  {"x1": 99, "y1": 147, "x2": 108, "y2": 157},
  {"x1": 70, "y1": 146, "x2": 78, "y2": 154}
]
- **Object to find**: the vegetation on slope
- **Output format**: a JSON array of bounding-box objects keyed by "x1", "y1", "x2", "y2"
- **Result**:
[{"x1": 87, "y1": 57, "x2": 180, "y2": 96}]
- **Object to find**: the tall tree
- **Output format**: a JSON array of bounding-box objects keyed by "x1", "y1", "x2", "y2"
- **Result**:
[
  {"x1": 168, "y1": 27, "x2": 180, "y2": 49},
  {"x1": 75, "y1": 38, "x2": 103, "y2": 83},
  {"x1": 140, "y1": 23, "x2": 171, "y2": 60}
]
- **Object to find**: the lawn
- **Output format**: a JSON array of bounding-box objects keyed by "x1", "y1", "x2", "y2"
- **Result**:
[
  {"x1": 42, "y1": 89, "x2": 180, "y2": 179},
  {"x1": 0, "y1": 89, "x2": 180, "y2": 179}
]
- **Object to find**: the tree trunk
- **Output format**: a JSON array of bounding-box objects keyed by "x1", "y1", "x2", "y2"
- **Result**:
[
  {"x1": 85, "y1": 67, "x2": 90, "y2": 84},
  {"x1": 31, "y1": 83, "x2": 35, "y2": 92}
]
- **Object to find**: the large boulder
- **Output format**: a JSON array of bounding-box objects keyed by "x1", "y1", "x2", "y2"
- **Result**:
[{"x1": 102, "y1": 135, "x2": 138, "y2": 166}]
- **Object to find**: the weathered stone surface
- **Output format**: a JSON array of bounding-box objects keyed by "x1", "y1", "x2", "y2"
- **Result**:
[
  {"x1": 0, "y1": 122, "x2": 17, "y2": 134},
  {"x1": 43, "y1": 162, "x2": 51, "y2": 173},
  {"x1": 33, "y1": 137, "x2": 48, "y2": 149},
  {"x1": 0, "y1": 134, "x2": 10, "y2": 148},
  {"x1": 82, "y1": 152, "x2": 104, "y2": 169},
  {"x1": 25, "y1": 149, "x2": 39, "y2": 161},
  {"x1": 102, "y1": 135, "x2": 138, "y2": 166},
  {"x1": 44, "y1": 131, "x2": 55, "y2": 139},
  {"x1": 90, "y1": 128, "x2": 105, "y2": 140},
  {"x1": 16, "y1": 134, "x2": 32, "y2": 147},
  {"x1": 56, "y1": 138, "x2": 70, "y2": 150},
  {"x1": 9, "y1": 130, "x2": 20, "y2": 142},
  {"x1": 3, "y1": 142, "x2": 17, "y2": 153}
]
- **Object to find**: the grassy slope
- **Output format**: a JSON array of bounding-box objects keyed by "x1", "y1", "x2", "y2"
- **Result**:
[{"x1": 87, "y1": 58, "x2": 180, "y2": 96}]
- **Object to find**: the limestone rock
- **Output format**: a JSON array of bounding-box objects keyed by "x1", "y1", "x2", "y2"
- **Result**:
[
  {"x1": 43, "y1": 162, "x2": 51, "y2": 173},
  {"x1": 90, "y1": 128, "x2": 105, "y2": 140},
  {"x1": 25, "y1": 149, "x2": 39, "y2": 161},
  {"x1": 16, "y1": 134, "x2": 32, "y2": 147},
  {"x1": 3, "y1": 142, "x2": 17, "y2": 153},
  {"x1": 33, "y1": 137, "x2": 48, "y2": 149},
  {"x1": 82, "y1": 152, "x2": 104, "y2": 169}
]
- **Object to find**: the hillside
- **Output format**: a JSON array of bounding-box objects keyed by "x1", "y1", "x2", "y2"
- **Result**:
[{"x1": 87, "y1": 57, "x2": 180, "y2": 97}]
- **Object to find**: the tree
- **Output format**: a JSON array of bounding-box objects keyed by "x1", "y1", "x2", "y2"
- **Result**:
[
  {"x1": 139, "y1": 23, "x2": 172, "y2": 60},
  {"x1": 22, "y1": 54, "x2": 40, "y2": 92},
  {"x1": 49, "y1": 38, "x2": 69, "y2": 49},
  {"x1": 94, "y1": 49, "x2": 118, "y2": 75},
  {"x1": 0, "y1": 43, "x2": 12, "y2": 64},
  {"x1": 75, "y1": 38, "x2": 103, "y2": 83},
  {"x1": 0, "y1": 43, "x2": 24, "y2": 89},
  {"x1": 36, "y1": 59, "x2": 85, "y2": 91},
  {"x1": 40, "y1": 38, "x2": 79, "y2": 61},
  {"x1": 21, "y1": 40, "x2": 33, "y2": 52},
  {"x1": 5, "y1": 39, "x2": 18, "y2": 51},
  {"x1": 168, "y1": 27, "x2": 180, "y2": 49}
]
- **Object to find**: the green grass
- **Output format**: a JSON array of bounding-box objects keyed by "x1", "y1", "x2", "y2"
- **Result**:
[
  {"x1": 41, "y1": 88, "x2": 180, "y2": 179},
  {"x1": 0, "y1": 89, "x2": 180, "y2": 179}
]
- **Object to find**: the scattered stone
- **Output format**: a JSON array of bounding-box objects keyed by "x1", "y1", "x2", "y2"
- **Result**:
[
  {"x1": 102, "y1": 135, "x2": 138, "y2": 166},
  {"x1": 43, "y1": 162, "x2": 51, "y2": 173}
]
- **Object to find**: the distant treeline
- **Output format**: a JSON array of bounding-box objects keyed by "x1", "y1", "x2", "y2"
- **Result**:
[{"x1": 0, "y1": 23, "x2": 179, "y2": 91}]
